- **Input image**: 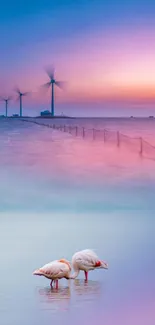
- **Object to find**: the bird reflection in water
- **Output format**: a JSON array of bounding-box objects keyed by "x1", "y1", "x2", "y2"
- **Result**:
[
  {"x1": 72, "y1": 279, "x2": 101, "y2": 300},
  {"x1": 36, "y1": 280, "x2": 102, "y2": 311},
  {"x1": 37, "y1": 285, "x2": 71, "y2": 312}
]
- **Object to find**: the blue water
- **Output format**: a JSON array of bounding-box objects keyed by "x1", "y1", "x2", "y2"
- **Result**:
[{"x1": 0, "y1": 118, "x2": 155, "y2": 325}]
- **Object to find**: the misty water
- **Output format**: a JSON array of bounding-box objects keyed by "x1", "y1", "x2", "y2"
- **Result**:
[{"x1": 0, "y1": 118, "x2": 155, "y2": 325}]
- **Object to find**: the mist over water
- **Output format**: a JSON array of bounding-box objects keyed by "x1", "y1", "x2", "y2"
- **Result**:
[{"x1": 0, "y1": 118, "x2": 154, "y2": 325}]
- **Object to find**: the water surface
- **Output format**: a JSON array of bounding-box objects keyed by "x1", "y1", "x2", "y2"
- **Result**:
[{"x1": 0, "y1": 119, "x2": 154, "y2": 325}]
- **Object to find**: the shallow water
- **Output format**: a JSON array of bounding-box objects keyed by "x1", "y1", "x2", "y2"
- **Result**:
[
  {"x1": 37, "y1": 116, "x2": 155, "y2": 144},
  {"x1": 0, "y1": 119, "x2": 155, "y2": 325}
]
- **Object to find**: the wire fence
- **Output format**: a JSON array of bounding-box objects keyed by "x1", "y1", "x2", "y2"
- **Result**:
[{"x1": 21, "y1": 119, "x2": 155, "y2": 161}]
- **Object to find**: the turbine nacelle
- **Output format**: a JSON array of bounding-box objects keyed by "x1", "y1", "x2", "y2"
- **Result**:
[
  {"x1": 41, "y1": 65, "x2": 66, "y2": 116},
  {"x1": 14, "y1": 87, "x2": 29, "y2": 97},
  {"x1": 14, "y1": 88, "x2": 29, "y2": 117},
  {"x1": 0, "y1": 95, "x2": 12, "y2": 116},
  {"x1": 0, "y1": 96, "x2": 12, "y2": 102}
]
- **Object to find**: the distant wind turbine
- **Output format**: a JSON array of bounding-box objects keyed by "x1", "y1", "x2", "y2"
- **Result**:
[
  {"x1": 42, "y1": 66, "x2": 65, "y2": 117},
  {"x1": 0, "y1": 96, "x2": 12, "y2": 117},
  {"x1": 14, "y1": 88, "x2": 29, "y2": 117}
]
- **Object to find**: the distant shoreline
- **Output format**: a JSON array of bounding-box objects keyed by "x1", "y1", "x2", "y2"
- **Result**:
[{"x1": 0, "y1": 116, "x2": 155, "y2": 119}]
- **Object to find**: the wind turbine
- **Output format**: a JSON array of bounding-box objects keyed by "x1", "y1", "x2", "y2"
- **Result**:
[
  {"x1": 42, "y1": 67, "x2": 65, "y2": 117},
  {"x1": 0, "y1": 96, "x2": 12, "y2": 117},
  {"x1": 14, "y1": 88, "x2": 29, "y2": 117}
]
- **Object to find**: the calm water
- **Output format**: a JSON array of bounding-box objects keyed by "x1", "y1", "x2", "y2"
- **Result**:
[
  {"x1": 0, "y1": 118, "x2": 155, "y2": 325},
  {"x1": 37, "y1": 117, "x2": 155, "y2": 143}
]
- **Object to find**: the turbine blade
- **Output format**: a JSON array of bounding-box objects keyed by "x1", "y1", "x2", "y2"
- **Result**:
[
  {"x1": 15, "y1": 96, "x2": 20, "y2": 102},
  {"x1": 45, "y1": 66, "x2": 55, "y2": 80},
  {"x1": 55, "y1": 81, "x2": 66, "y2": 89},
  {"x1": 22, "y1": 91, "x2": 30, "y2": 96},
  {"x1": 0, "y1": 95, "x2": 13, "y2": 101},
  {"x1": 7, "y1": 96, "x2": 13, "y2": 101},
  {"x1": 14, "y1": 87, "x2": 21, "y2": 94},
  {"x1": 41, "y1": 82, "x2": 51, "y2": 89}
]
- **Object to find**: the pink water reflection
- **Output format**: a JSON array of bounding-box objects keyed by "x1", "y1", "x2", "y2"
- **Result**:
[{"x1": 1, "y1": 120, "x2": 155, "y2": 185}]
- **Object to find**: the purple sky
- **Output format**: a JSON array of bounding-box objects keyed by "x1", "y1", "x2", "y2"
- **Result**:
[{"x1": 1, "y1": 0, "x2": 155, "y2": 116}]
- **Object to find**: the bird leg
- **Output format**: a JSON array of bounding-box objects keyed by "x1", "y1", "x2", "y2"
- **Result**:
[
  {"x1": 50, "y1": 280, "x2": 53, "y2": 288},
  {"x1": 84, "y1": 271, "x2": 88, "y2": 282},
  {"x1": 55, "y1": 279, "x2": 58, "y2": 289}
]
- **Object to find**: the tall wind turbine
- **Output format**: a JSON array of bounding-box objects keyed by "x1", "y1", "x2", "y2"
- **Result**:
[
  {"x1": 14, "y1": 88, "x2": 29, "y2": 117},
  {"x1": 42, "y1": 67, "x2": 64, "y2": 117},
  {"x1": 0, "y1": 96, "x2": 12, "y2": 117}
]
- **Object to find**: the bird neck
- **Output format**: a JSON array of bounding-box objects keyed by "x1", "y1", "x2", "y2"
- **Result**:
[
  {"x1": 70, "y1": 270, "x2": 79, "y2": 279},
  {"x1": 59, "y1": 259, "x2": 71, "y2": 271}
]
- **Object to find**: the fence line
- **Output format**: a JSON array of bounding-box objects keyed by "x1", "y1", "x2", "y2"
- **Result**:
[{"x1": 21, "y1": 118, "x2": 155, "y2": 161}]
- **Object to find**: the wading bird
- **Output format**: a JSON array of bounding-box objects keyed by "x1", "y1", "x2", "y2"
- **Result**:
[
  {"x1": 70, "y1": 249, "x2": 108, "y2": 281},
  {"x1": 33, "y1": 259, "x2": 71, "y2": 289}
]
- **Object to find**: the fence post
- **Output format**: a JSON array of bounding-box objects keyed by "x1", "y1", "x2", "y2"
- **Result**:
[
  {"x1": 82, "y1": 127, "x2": 85, "y2": 138},
  {"x1": 92, "y1": 128, "x2": 95, "y2": 140},
  {"x1": 103, "y1": 129, "x2": 106, "y2": 142},
  {"x1": 139, "y1": 137, "x2": 143, "y2": 156},
  {"x1": 64, "y1": 125, "x2": 65, "y2": 132},
  {"x1": 117, "y1": 131, "x2": 120, "y2": 147},
  {"x1": 75, "y1": 126, "x2": 78, "y2": 136}
]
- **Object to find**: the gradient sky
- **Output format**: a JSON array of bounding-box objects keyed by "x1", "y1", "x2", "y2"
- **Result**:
[{"x1": 1, "y1": 0, "x2": 155, "y2": 116}]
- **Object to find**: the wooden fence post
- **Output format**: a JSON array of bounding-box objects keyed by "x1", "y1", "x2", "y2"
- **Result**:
[
  {"x1": 117, "y1": 131, "x2": 120, "y2": 147},
  {"x1": 139, "y1": 137, "x2": 143, "y2": 156},
  {"x1": 82, "y1": 127, "x2": 85, "y2": 138},
  {"x1": 92, "y1": 128, "x2": 95, "y2": 140},
  {"x1": 103, "y1": 129, "x2": 106, "y2": 142}
]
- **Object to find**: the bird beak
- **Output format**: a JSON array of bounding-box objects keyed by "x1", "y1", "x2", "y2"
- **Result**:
[
  {"x1": 101, "y1": 261, "x2": 108, "y2": 269},
  {"x1": 33, "y1": 270, "x2": 37, "y2": 275},
  {"x1": 33, "y1": 269, "x2": 42, "y2": 276}
]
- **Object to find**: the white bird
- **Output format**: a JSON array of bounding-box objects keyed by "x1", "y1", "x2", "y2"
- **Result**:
[
  {"x1": 70, "y1": 249, "x2": 108, "y2": 281},
  {"x1": 33, "y1": 259, "x2": 71, "y2": 289}
]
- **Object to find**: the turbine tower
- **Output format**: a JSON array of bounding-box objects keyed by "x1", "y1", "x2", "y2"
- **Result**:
[
  {"x1": 0, "y1": 96, "x2": 12, "y2": 117},
  {"x1": 43, "y1": 66, "x2": 64, "y2": 117},
  {"x1": 14, "y1": 88, "x2": 29, "y2": 117}
]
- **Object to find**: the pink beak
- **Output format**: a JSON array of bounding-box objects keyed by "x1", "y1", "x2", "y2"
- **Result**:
[{"x1": 101, "y1": 261, "x2": 108, "y2": 269}]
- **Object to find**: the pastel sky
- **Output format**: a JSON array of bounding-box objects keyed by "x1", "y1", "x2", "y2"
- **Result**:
[{"x1": 1, "y1": 0, "x2": 155, "y2": 116}]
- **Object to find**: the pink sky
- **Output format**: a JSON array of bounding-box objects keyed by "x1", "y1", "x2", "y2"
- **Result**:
[{"x1": 1, "y1": 25, "x2": 155, "y2": 116}]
